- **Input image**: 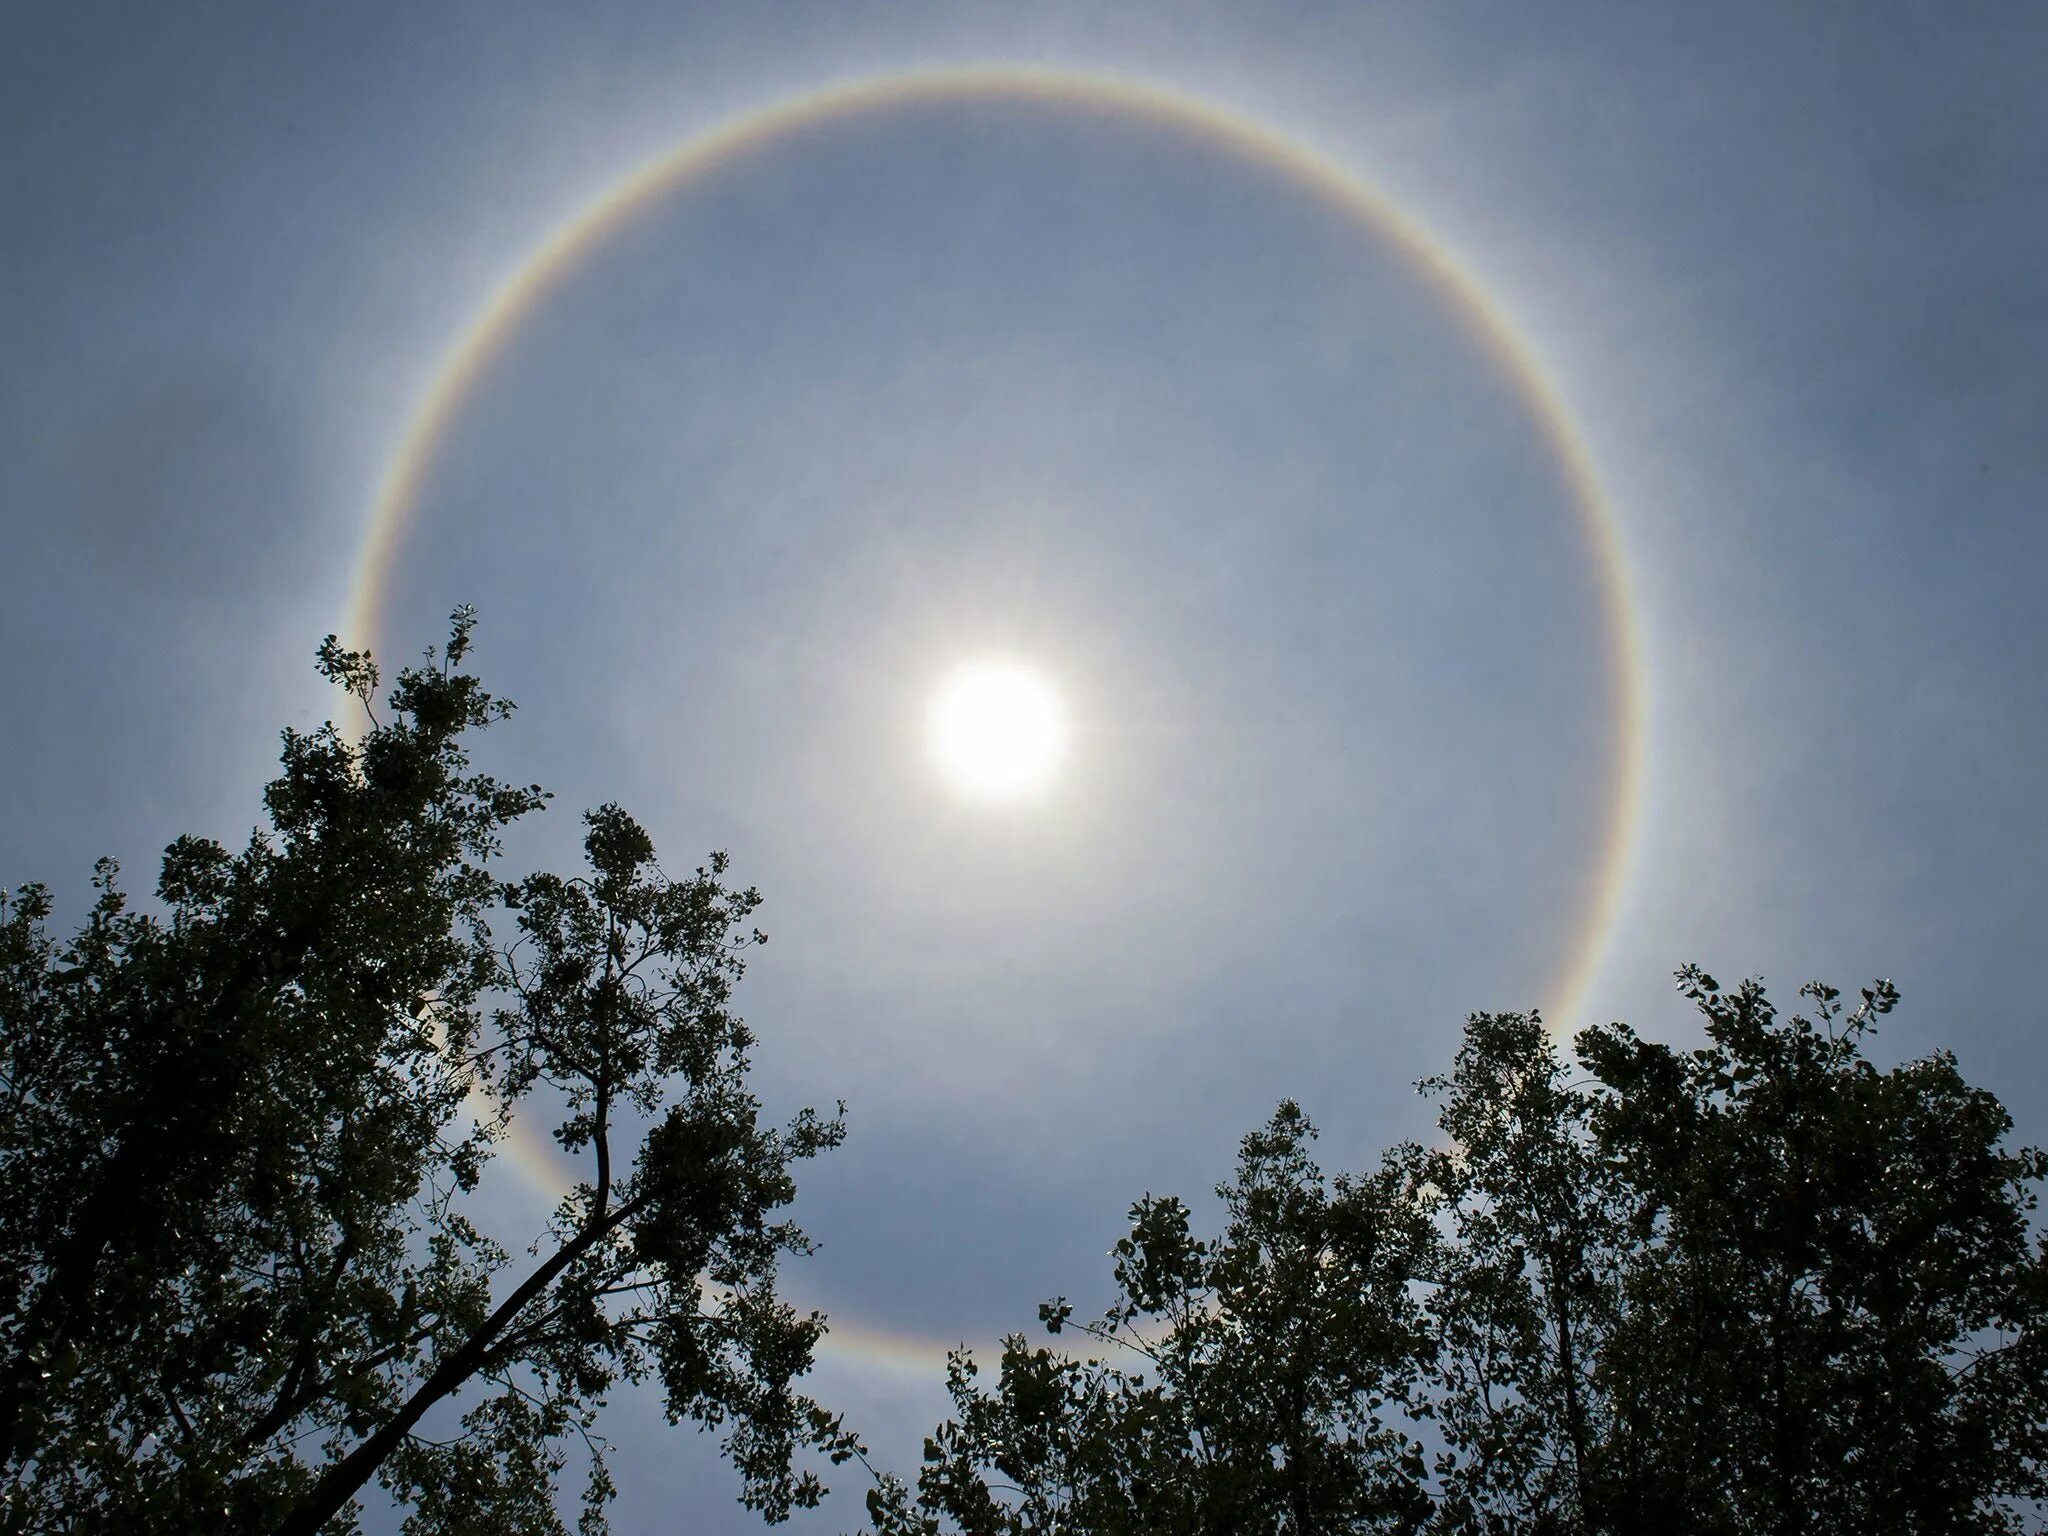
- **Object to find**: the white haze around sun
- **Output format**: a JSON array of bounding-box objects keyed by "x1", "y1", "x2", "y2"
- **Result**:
[{"x1": 927, "y1": 659, "x2": 1068, "y2": 801}]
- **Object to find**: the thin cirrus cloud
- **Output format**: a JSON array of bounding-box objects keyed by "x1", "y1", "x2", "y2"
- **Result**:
[{"x1": 3, "y1": 7, "x2": 2044, "y2": 1534}]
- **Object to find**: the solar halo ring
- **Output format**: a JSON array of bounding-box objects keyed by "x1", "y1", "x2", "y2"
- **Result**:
[{"x1": 342, "y1": 64, "x2": 1649, "y2": 1375}]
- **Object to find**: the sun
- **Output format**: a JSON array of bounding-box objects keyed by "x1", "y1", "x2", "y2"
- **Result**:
[{"x1": 927, "y1": 659, "x2": 1068, "y2": 802}]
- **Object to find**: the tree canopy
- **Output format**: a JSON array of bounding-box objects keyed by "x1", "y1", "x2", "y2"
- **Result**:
[
  {"x1": 867, "y1": 975, "x2": 2048, "y2": 1535},
  {"x1": 5, "y1": 614, "x2": 2044, "y2": 1534},
  {"x1": 0, "y1": 612, "x2": 856, "y2": 1534}
]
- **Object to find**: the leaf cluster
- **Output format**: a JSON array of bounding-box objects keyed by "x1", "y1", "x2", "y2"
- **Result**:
[
  {"x1": 872, "y1": 974, "x2": 2048, "y2": 1535},
  {"x1": 0, "y1": 613, "x2": 853, "y2": 1534}
]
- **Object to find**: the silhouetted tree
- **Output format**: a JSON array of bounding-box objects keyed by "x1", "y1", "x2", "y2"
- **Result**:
[
  {"x1": 870, "y1": 976, "x2": 2048, "y2": 1535},
  {"x1": 870, "y1": 1103, "x2": 1437, "y2": 1536},
  {"x1": 0, "y1": 611, "x2": 856, "y2": 1534},
  {"x1": 1417, "y1": 1006, "x2": 1624, "y2": 1533},
  {"x1": 1570, "y1": 970, "x2": 2048, "y2": 1532}
]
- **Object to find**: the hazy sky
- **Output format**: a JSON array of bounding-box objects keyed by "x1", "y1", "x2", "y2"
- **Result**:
[{"x1": 5, "y1": 4, "x2": 2045, "y2": 1530}]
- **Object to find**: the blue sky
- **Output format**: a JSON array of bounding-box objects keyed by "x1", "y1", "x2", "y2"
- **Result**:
[{"x1": 5, "y1": 4, "x2": 2045, "y2": 1530}]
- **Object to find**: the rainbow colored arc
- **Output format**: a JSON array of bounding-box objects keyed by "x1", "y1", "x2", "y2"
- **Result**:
[{"x1": 343, "y1": 63, "x2": 1648, "y2": 1377}]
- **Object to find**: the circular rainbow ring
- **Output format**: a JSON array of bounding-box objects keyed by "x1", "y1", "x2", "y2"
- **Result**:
[{"x1": 343, "y1": 64, "x2": 1648, "y2": 1377}]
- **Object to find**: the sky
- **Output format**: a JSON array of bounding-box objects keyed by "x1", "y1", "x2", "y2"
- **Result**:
[{"x1": 4, "y1": 3, "x2": 2046, "y2": 1530}]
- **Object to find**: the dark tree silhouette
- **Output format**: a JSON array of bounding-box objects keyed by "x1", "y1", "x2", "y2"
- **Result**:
[
  {"x1": 8, "y1": 613, "x2": 2045, "y2": 1534},
  {"x1": 872, "y1": 1103, "x2": 1438, "y2": 1536},
  {"x1": 868, "y1": 977, "x2": 2048, "y2": 1535},
  {"x1": 0, "y1": 612, "x2": 856, "y2": 1534}
]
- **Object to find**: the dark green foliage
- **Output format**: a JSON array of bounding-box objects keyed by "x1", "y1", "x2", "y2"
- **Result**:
[
  {"x1": 0, "y1": 613, "x2": 854, "y2": 1534},
  {"x1": 8, "y1": 610, "x2": 2044, "y2": 1534},
  {"x1": 1572, "y1": 971, "x2": 2048, "y2": 1533},
  {"x1": 870, "y1": 1104, "x2": 1437, "y2": 1536},
  {"x1": 873, "y1": 975, "x2": 2048, "y2": 1535}
]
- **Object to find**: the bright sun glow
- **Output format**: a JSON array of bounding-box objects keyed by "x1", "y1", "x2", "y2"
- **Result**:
[{"x1": 928, "y1": 660, "x2": 1068, "y2": 802}]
